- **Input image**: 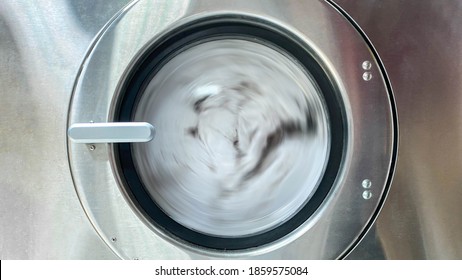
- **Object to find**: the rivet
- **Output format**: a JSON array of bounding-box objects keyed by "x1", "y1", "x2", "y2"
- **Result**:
[
  {"x1": 362, "y1": 190, "x2": 372, "y2": 200},
  {"x1": 111, "y1": 237, "x2": 117, "y2": 242},
  {"x1": 89, "y1": 144, "x2": 96, "y2": 151},
  {"x1": 363, "y1": 72, "x2": 372, "y2": 81},
  {"x1": 362, "y1": 179, "x2": 372, "y2": 189},
  {"x1": 362, "y1": 60, "x2": 372, "y2": 70}
]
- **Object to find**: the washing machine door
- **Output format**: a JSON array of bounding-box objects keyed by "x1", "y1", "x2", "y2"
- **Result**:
[{"x1": 67, "y1": 0, "x2": 396, "y2": 259}]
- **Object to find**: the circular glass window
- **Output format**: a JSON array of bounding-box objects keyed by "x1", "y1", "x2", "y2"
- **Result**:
[
  {"x1": 114, "y1": 19, "x2": 345, "y2": 250},
  {"x1": 132, "y1": 39, "x2": 330, "y2": 237},
  {"x1": 68, "y1": 3, "x2": 395, "y2": 258}
]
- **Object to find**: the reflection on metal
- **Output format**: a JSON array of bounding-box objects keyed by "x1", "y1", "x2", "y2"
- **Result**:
[
  {"x1": 68, "y1": 122, "x2": 155, "y2": 143},
  {"x1": 0, "y1": 0, "x2": 131, "y2": 259},
  {"x1": 333, "y1": 0, "x2": 462, "y2": 260}
]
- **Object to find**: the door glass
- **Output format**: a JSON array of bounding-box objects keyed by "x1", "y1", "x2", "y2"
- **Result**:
[{"x1": 132, "y1": 39, "x2": 330, "y2": 237}]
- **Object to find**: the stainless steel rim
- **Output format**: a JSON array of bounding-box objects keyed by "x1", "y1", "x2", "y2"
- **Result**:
[{"x1": 68, "y1": 0, "x2": 396, "y2": 259}]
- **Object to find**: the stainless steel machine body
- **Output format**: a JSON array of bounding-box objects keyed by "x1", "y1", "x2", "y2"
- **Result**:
[{"x1": 0, "y1": 0, "x2": 461, "y2": 259}]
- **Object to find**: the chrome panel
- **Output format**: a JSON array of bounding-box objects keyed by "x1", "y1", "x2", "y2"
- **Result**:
[
  {"x1": 0, "y1": 0, "x2": 131, "y2": 259},
  {"x1": 332, "y1": 0, "x2": 462, "y2": 259},
  {"x1": 5, "y1": 0, "x2": 456, "y2": 260}
]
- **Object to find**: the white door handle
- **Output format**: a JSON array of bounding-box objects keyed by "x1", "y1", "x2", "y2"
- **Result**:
[{"x1": 68, "y1": 122, "x2": 155, "y2": 143}]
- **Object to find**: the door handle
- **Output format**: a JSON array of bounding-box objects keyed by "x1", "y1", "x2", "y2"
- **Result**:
[{"x1": 68, "y1": 122, "x2": 155, "y2": 143}]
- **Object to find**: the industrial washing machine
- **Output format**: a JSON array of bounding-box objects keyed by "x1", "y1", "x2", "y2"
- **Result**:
[{"x1": 0, "y1": 0, "x2": 461, "y2": 259}]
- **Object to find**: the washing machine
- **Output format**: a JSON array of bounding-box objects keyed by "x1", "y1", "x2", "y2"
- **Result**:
[{"x1": 0, "y1": 0, "x2": 461, "y2": 259}]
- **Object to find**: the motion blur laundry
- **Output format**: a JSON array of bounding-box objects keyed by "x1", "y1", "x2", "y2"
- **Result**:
[{"x1": 132, "y1": 39, "x2": 330, "y2": 237}]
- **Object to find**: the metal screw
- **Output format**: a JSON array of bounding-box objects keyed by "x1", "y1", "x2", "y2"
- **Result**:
[
  {"x1": 362, "y1": 190, "x2": 372, "y2": 200},
  {"x1": 362, "y1": 72, "x2": 372, "y2": 81},
  {"x1": 111, "y1": 237, "x2": 117, "y2": 242},
  {"x1": 362, "y1": 60, "x2": 372, "y2": 70},
  {"x1": 89, "y1": 144, "x2": 96, "y2": 151},
  {"x1": 362, "y1": 179, "x2": 372, "y2": 189}
]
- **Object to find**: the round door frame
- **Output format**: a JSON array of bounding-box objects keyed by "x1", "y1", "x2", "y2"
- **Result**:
[{"x1": 67, "y1": 0, "x2": 397, "y2": 259}]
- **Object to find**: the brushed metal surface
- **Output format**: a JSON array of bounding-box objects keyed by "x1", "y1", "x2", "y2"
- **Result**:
[
  {"x1": 0, "y1": 0, "x2": 130, "y2": 259},
  {"x1": 5, "y1": 0, "x2": 455, "y2": 260},
  {"x1": 332, "y1": 0, "x2": 462, "y2": 259}
]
